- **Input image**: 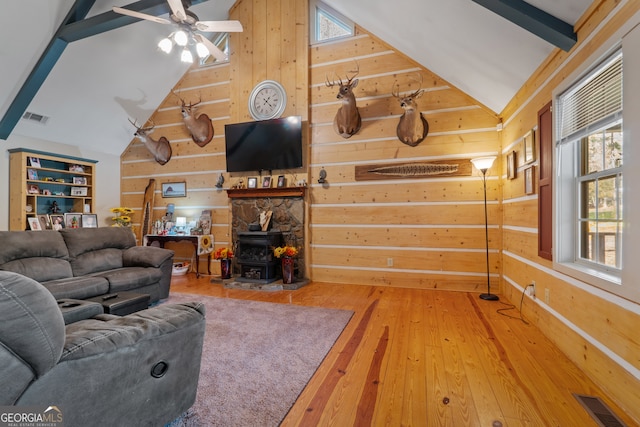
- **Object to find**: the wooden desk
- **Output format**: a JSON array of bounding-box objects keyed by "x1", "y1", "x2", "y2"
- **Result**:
[{"x1": 144, "y1": 234, "x2": 213, "y2": 278}]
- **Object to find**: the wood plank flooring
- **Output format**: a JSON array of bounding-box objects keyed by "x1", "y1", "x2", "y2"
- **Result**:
[{"x1": 170, "y1": 275, "x2": 636, "y2": 426}]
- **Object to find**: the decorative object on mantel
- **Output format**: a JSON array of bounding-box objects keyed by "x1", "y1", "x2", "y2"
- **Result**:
[
  {"x1": 355, "y1": 159, "x2": 472, "y2": 181},
  {"x1": 392, "y1": 75, "x2": 429, "y2": 146},
  {"x1": 326, "y1": 60, "x2": 361, "y2": 139},
  {"x1": 214, "y1": 247, "x2": 234, "y2": 279},
  {"x1": 273, "y1": 246, "x2": 299, "y2": 284},
  {"x1": 260, "y1": 210, "x2": 273, "y2": 231}
]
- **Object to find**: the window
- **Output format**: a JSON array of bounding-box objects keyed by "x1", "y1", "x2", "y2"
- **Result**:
[
  {"x1": 310, "y1": 0, "x2": 354, "y2": 44},
  {"x1": 556, "y1": 51, "x2": 623, "y2": 284},
  {"x1": 199, "y1": 33, "x2": 229, "y2": 67}
]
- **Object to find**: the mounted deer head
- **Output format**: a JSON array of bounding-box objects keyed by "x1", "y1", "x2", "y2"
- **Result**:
[
  {"x1": 392, "y1": 76, "x2": 429, "y2": 146},
  {"x1": 326, "y1": 61, "x2": 361, "y2": 139},
  {"x1": 173, "y1": 91, "x2": 214, "y2": 147},
  {"x1": 128, "y1": 118, "x2": 172, "y2": 165}
]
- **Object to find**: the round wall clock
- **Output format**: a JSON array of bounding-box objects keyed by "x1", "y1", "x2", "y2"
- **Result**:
[{"x1": 248, "y1": 80, "x2": 287, "y2": 120}]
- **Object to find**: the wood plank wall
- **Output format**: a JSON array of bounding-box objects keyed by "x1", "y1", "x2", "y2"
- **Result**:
[
  {"x1": 499, "y1": 0, "x2": 640, "y2": 422},
  {"x1": 308, "y1": 27, "x2": 500, "y2": 289}
]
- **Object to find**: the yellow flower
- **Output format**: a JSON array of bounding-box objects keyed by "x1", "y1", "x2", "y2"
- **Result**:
[{"x1": 274, "y1": 246, "x2": 298, "y2": 258}]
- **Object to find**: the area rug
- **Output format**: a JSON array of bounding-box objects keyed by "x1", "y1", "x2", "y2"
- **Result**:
[{"x1": 165, "y1": 293, "x2": 354, "y2": 427}]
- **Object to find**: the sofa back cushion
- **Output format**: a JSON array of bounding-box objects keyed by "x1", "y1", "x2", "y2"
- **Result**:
[
  {"x1": 60, "y1": 227, "x2": 137, "y2": 276},
  {"x1": 0, "y1": 231, "x2": 72, "y2": 282}
]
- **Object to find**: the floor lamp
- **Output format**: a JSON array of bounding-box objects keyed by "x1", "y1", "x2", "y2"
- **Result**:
[{"x1": 471, "y1": 156, "x2": 498, "y2": 301}]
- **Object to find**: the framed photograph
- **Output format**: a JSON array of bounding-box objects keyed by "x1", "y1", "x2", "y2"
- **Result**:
[
  {"x1": 507, "y1": 151, "x2": 517, "y2": 180},
  {"x1": 28, "y1": 168, "x2": 39, "y2": 180},
  {"x1": 71, "y1": 187, "x2": 88, "y2": 196},
  {"x1": 27, "y1": 184, "x2": 40, "y2": 194},
  {"x1": 523, "y1": 129, "x2": 535, "y2": 165},
  {"x1": 81, "y1": 214, "x2": 98, "y2": 228},
  {"x1": 69, "y1": 164, "x2": 85, "y2": 173},
  {"x1": 73, "y1": 176, "x2": 87, "y2": 185},
  {"x1": 38, "y1": 215, "x2": 50, "y2": 230},
  {"x1": 27, "y1": 217, "x2": 42, "y2": 231},
  {"x1": 49, "y1": 214, "x2": 65, "y2": 230},
  {"x1": 524, "y1": 166, "x2": 535, "y2": 195},
  {"x1": 162, "y1": 182, "x2": 186, "y2": 198},
  {"x1": 277, "y1": 175, "x2": 286, "y2": 188},
  {"x1": 247, "y1": 177, "x2": 258, "y2": 189},
  {"x1": 28, "y1": 157, "x2": 41, "y2": 168},
  {"x1": 262, "y1": 176, "x2": 272, "y2": 188},
  {"x1": 64, "y1": 213, "x2": 82, "y2": 228}
]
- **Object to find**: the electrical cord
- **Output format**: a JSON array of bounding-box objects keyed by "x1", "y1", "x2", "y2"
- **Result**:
[{"x1": 496, "y1": 284, "x2": 534, "y2": 324}]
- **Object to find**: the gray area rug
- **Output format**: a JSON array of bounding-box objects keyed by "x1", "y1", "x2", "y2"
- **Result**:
[{"x1": 165, "y1": 293, "x2": 353, "y2": 427}]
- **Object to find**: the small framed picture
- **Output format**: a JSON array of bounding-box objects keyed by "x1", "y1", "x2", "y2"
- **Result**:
[
  {"x1": 277, "y1": 175, "x2": 286, "y2": 188},
  {"x1": 262, "y1": 176, "x2": 272, "y2": 188},
  {"x1": 28, "y1": 217, "x2": 42, "y2": 231},
  {"x1": 523, "y1": 129, "x2": 535, "y2": 165},
  {"x1": 28, "y1": 157, "x2": 41, "y2": 168},
  {"x1": 49, "y1": 214, "x2": 65, "y2": 230},
  {"x1": 71, "y1": 187, "x2": 88, "y2": 196},
  {"x1": 81, "y1": 214, "x2": 98, "y2": 228},
  {"x1": 507, "y1": 151, "x2": 516, "y2": 180},
  {"x1": 162, "y1": 182, "x2": 186, "y2": 198},
  {"x1": 28, "y1": 168, "x2": 39, "y2": 180},
  {"x1": 27, "y1": 184, "x2": 40, "y2": 194},
  {"x1": 73, "y1": 176, "x2": 87, "y2": 185},
  {"x1": 247, "y1": 177, "x2": 258, "y2": 189},
  {"x1": 64, "y1": 213, "x2": 82, "y2": 228},
  {"x1": 69, "y1": 164, "x2": 85, "y2": 173},
  {"x1": 38, "y1": 215, "x2": 50, "y2": 230},
  {"x1": 524, "y1": 166, "x2": 535, "y2": 195}
]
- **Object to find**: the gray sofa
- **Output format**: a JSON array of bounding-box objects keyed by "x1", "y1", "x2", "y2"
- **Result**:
[
  {"x1": 0, "y1": 227, "x2": 174, "y2": 304},
  {"x1": 0, "y1": 270, "x2": 205, "y2": 426}
]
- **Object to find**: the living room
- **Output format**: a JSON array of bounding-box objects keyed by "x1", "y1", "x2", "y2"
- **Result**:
[{"x1": 2, "y1": 0, "x2": 640, "y2": 425}]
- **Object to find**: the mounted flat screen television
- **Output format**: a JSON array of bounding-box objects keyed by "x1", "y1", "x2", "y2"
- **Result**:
[{"x1": 224, "y1": 116, "x2": 303, "y2": 172}]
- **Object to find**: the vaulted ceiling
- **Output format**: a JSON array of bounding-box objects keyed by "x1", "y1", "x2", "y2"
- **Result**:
[{"x1": 0, "y1": 0, "x2": 591, "y2": 156}]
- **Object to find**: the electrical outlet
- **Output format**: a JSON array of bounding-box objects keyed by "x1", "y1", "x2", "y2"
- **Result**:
[
  {"x1": 387, "y1": 258, "x2": 394, "y2": 267},
  {"x1": 544, "y1": 288, "x2": 550, "y2": 304},
  {"x1": 527, "y1": 280, "x2": 536, "y2": 298}
]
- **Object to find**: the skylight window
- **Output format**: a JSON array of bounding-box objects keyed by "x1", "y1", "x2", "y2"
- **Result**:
[{"x1": 310, "y1": 1, "x2": 354, "y2": 44}]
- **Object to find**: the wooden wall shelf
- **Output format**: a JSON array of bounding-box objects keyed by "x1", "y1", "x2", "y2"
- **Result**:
[{"x1": 226, "y1": 187, "x2": 306, "y2": 199}]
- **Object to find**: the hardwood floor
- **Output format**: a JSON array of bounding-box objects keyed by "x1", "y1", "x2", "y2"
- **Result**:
[{"x1": 171, "y1": 274, "x2": 635, "y2": 426}]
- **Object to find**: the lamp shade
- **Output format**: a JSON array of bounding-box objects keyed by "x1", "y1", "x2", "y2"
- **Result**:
[
  {"x1": 158, "y1": 38, "x2": 173, "y2": 54},
  {"x1": 471, "y1": 156, "x2": 496, "y2": 172}
]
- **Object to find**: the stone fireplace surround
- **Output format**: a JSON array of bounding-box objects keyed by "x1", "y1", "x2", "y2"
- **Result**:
[{"x1": 227, "y1": 187, "x2": 306, "y2": 281}]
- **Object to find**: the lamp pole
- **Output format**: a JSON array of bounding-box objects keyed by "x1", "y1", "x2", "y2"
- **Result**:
[{"x1": 478, "y1": 167, "x2": 498, "y2": 301}]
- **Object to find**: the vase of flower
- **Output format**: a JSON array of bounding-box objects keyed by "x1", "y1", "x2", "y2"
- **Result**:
[
  {"x1": 281, "y1": 256, "x2": 295, "y2": 284},
  {"x1": 214, "y1": 247, "x2": 234, "y2": 279}
]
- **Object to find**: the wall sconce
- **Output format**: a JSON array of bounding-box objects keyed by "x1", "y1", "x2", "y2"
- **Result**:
[{"x1": 318, "y1": 168, "x2": 327, "y2": 184}]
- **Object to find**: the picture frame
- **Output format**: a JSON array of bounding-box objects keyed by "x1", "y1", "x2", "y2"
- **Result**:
[
  {"x1": 507, "y1": 151, "x2": 517, "y2": 180},
  {"x1": 262, "y1": 176, "x2": 272, "y2": 188},
  {"x1": 49, "y1": 214, "x2": 65, "y2": 230},
  {"x1": 523, "y1": 129, "x2": 535, "y2": 165},
  {"x1": 247, "y1": 177, "x2": 258, "y2": 189},
  {"x1": 162, "y1": 181, "x2": 186, "y2": 198},
  {"x1": 73, "y1": 176, "x2": 87, "y2": 185},
  {"x1": 69, "y1": 164, "x2": 85, "y2": 173},
  {"x1": 277, "y1": 175, "x2": 286, "y2": 188},
  {"x1": 28, "y1": 168, "x2": 39, "y2": 180},
  {"x1": 38, "y1": 215, "x2": 50, "y2": 230},
  {"x1": 524, "y1": 166, "x2": 535, "y2": 195},
  {"x1": 27, "y1": 217, "x2": 42, "y2": 231},
  {"x1": 64, "y1": 213, "x2": 82, "y2": 229},
  {"x1": 71, "y1": 187, "x2": 88, "y2": 196},
  {"x1": 28, "y1": 157, "x2": 41, "y2": 168},
  {"x1": 81, "y1": 214, "x2": 98, "y2": 228},
  {"x1": 27, "y1": 184, "x2": 39, "y2": 194}
]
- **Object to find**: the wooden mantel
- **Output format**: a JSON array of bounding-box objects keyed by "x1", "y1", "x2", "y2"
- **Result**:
[{"x1": 226, "y1": 186, "x2": 306, "y2": 199}]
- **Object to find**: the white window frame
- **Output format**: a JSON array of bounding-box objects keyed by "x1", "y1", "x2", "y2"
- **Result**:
[{"x1": 309, "y1": 0, "x2": 354, "y2": 45}]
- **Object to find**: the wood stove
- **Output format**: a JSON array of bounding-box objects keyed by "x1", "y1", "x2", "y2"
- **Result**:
[{"x1": 236, "y1": 231, "x2": 283, "y2": 283}]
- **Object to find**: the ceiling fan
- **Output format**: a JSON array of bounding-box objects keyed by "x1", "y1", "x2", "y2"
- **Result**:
[{"x1": 113, "y1": 0, "x2": 243, "y2": 62}]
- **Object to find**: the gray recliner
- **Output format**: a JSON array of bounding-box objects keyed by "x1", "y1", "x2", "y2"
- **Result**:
[{"x1": 0, "y1": 271, "x2": 205, "y2": 427}]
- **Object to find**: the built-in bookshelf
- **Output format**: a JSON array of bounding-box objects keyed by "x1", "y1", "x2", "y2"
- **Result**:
[{"x1": 9, "y1": 148, "x2": 97, "y2": 231}]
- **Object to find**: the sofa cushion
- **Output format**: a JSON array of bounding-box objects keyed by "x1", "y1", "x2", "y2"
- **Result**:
[
  {"x1": 123, "y1": 246, "x2": 174, "y2": 268},
  {"x1": 93, "y1": 267, "x2": 163, "y2": 292},
  {"x1": 0, "y1": 231, "x2": 72, "y2": 282},
  {"x1": 60, "y1": 227, "x2": 136, "y2": 258},
  {"x1": 41, "y1": 276, "x2": 110, "y2": 300},
  {"x1": 1, "y1": 258, "x2": 73, "y2": 282}
]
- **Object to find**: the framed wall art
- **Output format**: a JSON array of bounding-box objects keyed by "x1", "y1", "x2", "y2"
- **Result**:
[
  {"x1": 524, "y1": 166, "x2": 535, "y2": 195},
  {"x1": 523, "y1": 129, "x2": 535, "y2": 165},
  {"x1": 507, "y1": 151, "x2": 516, "y2": 180},
  {"x1": 162, "y1": 182, "x2": 186, "y2": 198}
]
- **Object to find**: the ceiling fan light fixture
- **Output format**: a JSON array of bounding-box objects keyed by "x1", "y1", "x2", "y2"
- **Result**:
[
  {"x1": 181, "y1": 48, "x2": 193, "y2": 63},
  {"x1": 158, "y1": 37, "x2": 173, "y2": 54},
  {"x1": 174, "y1": 30, "x2": 188, "y2": 46},
  {"x1": 195, "y1": 41, "x2": 209, "y2": 58}
]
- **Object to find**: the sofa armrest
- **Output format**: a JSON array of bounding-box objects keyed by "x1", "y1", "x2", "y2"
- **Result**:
[{"x1": 122, "y1": 246, "x2": 174, "y2": 268}]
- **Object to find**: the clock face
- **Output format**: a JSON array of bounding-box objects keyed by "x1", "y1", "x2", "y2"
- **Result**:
[{"x1": 249, "y1": 80, "x2": 286, "y2": 120}]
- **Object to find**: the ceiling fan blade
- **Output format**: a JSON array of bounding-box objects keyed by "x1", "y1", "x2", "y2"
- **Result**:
[
  {"x1": 195, "y1": 34, "x2": 227, "y2": 62},
  {"x1": 112, "y1": 7, "x2": 171, "y2": 25},
  {"x1": 167, "y1": 0, "x2": 188, "y2": 22},
  {"x1": 195, "y1": 20, "x2": 244, "y2": 33}
]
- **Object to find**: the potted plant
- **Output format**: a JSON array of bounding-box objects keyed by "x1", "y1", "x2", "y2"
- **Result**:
[
  {"x1": 214, "y1": 247, "x2": 234, "y2": 279},
  {"x1": 273, "y1": 245, "x2": 298, "y2": 284}
]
